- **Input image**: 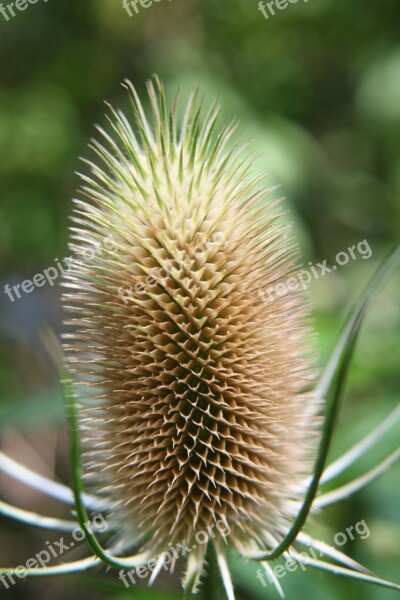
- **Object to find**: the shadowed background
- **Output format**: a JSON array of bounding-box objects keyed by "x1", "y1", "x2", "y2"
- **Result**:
[{"x1": 0, "y1": 0, "x2": 399, "y2": 598}]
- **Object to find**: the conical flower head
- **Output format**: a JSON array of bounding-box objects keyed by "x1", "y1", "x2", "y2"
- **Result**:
[{"x1": 63, "y1": 78, "x2": 320, "y2": 577}]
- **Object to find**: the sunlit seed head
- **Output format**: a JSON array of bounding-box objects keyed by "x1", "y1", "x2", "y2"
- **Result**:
[{"x1": 62, "y1": 77, "x2": 320, "y2": 582}]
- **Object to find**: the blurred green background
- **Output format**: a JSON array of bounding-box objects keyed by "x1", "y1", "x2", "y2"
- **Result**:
[{"x1": 0, "y1": 0, "x2": 399, "y2": 598}]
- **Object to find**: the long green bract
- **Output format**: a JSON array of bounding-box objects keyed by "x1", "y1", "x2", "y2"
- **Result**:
[{"x1": 246, "y1": 244, "x2": 400, "y2": 561}]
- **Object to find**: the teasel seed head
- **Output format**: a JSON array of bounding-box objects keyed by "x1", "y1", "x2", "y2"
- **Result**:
[{"x1": 63, "y1": 77, "x2": 321, "y2": 589}]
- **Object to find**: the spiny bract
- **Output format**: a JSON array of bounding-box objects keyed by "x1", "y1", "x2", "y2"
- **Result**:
[{"x1": 63, "y1": 77, "x2": 320, "y2": 588}]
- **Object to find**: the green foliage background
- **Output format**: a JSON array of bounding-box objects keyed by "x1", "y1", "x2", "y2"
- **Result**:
[{"x1": 0, "y1": 0, "x2": 399, "y2": 598}]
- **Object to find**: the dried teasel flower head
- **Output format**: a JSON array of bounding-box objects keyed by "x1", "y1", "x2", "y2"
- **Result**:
[{"x1": 63, "y1": 77, "x2": 320, "y2": 589}]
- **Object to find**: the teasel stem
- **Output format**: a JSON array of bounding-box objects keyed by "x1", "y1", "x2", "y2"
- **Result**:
[{"x1": 197, "y1": 544, "x2": 229, "y2": 600}]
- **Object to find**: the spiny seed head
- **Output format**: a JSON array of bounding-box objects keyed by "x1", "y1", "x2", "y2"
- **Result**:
[{"x1": 63, "y1": 77, "x2": 320, "y2": 584}]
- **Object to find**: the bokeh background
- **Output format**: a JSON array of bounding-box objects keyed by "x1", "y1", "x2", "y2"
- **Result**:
[{"x1": 0, "y1": 0, "x2": 399, "y2": 598}]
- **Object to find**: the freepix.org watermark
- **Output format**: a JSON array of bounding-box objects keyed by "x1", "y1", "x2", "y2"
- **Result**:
[
  {"x1": 256, "y1": 519, "x2": 371, "y2": 587},
  {"x1": 3, "y1": 235, "x2": 118, "y2": 303},
  {"x1": 118, "y1": 519, "x2": 231, "y2": 587},
  {"x1": 0, "y1": 513, "x2": 108, "y2": 590},
  {"x1": 117, "y1": 231, "x2": 226, "y2": 305},
  {"x1": 258, "y1": 238, "x2": 372, "y2": 306},
  {"x1": 0, "y1": 0, "x2": 48, "y2": 22},
  {"x1": 258, "y1": 0, "x2": 308, "y2": 20},
  {"x1": 122, "y1": 0, "x2": 172, "y2": 17}
]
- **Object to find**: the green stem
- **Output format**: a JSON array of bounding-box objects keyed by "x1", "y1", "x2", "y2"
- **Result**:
[{"x1": 197, "y1": 544, "x2": 224, "y2": 600}]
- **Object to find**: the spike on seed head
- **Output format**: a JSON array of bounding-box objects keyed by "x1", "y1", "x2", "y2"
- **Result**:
[{"x1": 62, "y1": 76, "x2": 321, "y2": 586}]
